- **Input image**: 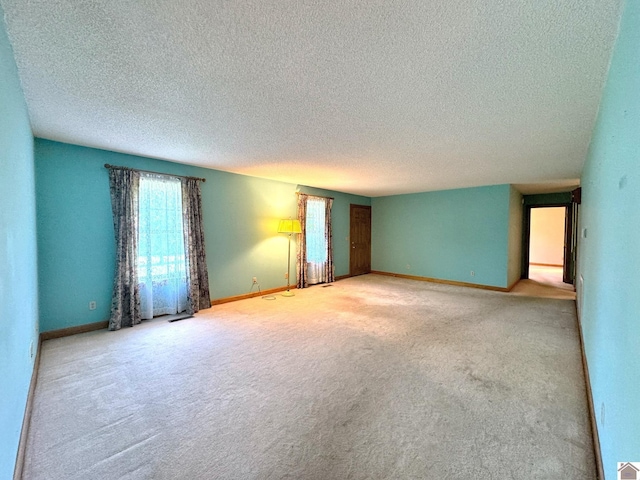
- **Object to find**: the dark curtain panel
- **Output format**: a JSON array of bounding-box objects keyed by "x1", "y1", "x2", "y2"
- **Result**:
[
  {"x1": 181, "y1": 178, "x2": 211, "y2": 313},
  {"x1": 108, "y1": 168, "x2": 141, "y2": 330},
  {"x1": 324, "y1": 197, "x2": 335, "y2": 284},
  {"x1": 296, "y1": 194, "x2": 309, "y2": 288}
]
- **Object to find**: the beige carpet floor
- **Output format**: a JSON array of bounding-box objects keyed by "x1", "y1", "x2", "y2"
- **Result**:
[
  {"x1": 24, "y1": 274, "x2": 594, "y2": 479},
  {"x1": 510, "y1": 265, "x2": 576, "y2": 300}
]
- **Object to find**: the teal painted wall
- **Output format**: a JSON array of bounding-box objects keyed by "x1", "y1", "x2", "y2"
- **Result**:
[
  {"x1": 35, "y1": 140, "x2": 369, "y2": 332},
  {"x1": 371, "y1": 184, "x2": 512, "y2": 288},
  {"x1": 507, "y1": 186, "x2": 523, "y2": 287},
  {"x1": 0, "y1": 9, "x2": 39, "y2": 480},
  {"x1": 577, "y1": 1, "x2": 640, "y2": 478}
]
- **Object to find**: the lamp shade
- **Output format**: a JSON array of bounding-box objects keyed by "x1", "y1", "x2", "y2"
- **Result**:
[{"x1": 277, "y1": 219, "x2": 302, "y2": 234}]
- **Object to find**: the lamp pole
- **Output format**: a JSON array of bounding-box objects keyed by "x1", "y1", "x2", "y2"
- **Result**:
[
  {"x1": 278, "y1": 218, "x2": 301, "y2": 297},
  {"x1": 282, "y1": 232, "x2": 295, "y2": 297}
]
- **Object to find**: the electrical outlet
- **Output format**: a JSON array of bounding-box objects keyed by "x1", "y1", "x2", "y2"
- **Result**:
[
  {"x1": 89, "y1": 301, "x2": 97, "y2": 310},
  {"x1": 284, "y1": 272, "x2": 289, "y2": 279},
  {"x1": 252, "y1": 277, "x2": 258, "y2": 284},
  {"x1": 470, "y1": 271, "x2": 475, "y2": 277}
]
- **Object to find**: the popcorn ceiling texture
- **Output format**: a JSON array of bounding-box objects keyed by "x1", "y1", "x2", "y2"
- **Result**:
[{"x1": 0, "y1": 0, "x2": 623, "y2": 196}]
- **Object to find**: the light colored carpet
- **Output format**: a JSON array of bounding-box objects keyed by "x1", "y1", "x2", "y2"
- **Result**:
[
  {"x1": 24, "y1": 274, "x2": 594, "y2": 479},
  {"x1": 511, "y1": 265, "x2": 576, "y2": 300}
]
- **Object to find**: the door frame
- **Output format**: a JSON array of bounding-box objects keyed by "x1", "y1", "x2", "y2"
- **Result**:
[
  {"x1": 521, "y1": 189, "x2": 581, "y2": 284},
  {"x1": 522, "y1": 203, "x2": 570, "y2": 281}
]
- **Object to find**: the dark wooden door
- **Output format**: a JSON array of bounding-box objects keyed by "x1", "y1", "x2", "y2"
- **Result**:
[
  {"x1": 350, "y1": 204, "x2": 371, "y2": 276},
  {"x1": 565, "y1": 188, "x2": 581, "y2": 285}
]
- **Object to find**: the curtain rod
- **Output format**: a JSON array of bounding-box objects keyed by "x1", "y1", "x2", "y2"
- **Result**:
[
  {"x1": 296, "y1": 191, "x2": 334, "y2": 200},
  {"x1": 104, "y1": 164, "x2": 206, "y2": 182}
]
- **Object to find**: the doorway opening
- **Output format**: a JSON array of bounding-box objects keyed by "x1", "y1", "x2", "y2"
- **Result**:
[
  {"x1": 528, "y1": 206, "x2": 566, "y2": 287},
  {"x1": 521, "y1": 188, "x2": 580, "y2": 288},
  {"x1": 517, "y1": 189, "x2": 580, "y2": 298}
]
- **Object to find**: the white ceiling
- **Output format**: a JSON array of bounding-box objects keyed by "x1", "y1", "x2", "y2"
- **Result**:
[{"x1": 1, "y1": 0, "x2": 623, "y2": 197}]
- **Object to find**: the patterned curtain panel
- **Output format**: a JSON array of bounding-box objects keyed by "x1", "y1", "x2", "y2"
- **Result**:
[
  {"x1": 297, "y1": 194, "x2": 334, "y2": 288},
  {"x1": 181, "y1": 178, "x2": 211, "y2": 313},
  {"x1": 138, "y1": 174, "x2": 188, "y2": 319},
  {"x1": 324, "y1": 197, "x2": 334, "y2": 283},
  {"x1": 108, "y1": 168, "x2": 141, "y2": 330},
  {"x1": 296, "y1": 194, "x2": 309, "y2": 288}
]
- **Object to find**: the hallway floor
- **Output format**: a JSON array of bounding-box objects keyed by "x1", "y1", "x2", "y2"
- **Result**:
[{"x1": 511, "y1": 265, "x2": 576, "y2": 300}]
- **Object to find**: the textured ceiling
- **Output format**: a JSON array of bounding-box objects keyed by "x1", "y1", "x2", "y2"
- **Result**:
[{"x1": 1, "y1": 0, "x2": 623, "y2": 197}]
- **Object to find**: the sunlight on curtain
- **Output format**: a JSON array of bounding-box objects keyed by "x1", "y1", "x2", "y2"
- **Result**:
[
  {"x1": 305, "y1": 197, "x2": 327, "y2": 284},
  {"x1": 138, "y1": 174, "x2": 188, "y2": 319}
]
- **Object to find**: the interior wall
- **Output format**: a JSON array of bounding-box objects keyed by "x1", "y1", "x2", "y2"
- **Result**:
[
  {"x1": 529, "y1": 207, "x2": 565, "y2": 266},
  {"x1": 0, "y1": 8, "x2": 39, "y2": 479},
  {"x1": 577, "y1": 1, "x2": 639, "y2": 478},
  {"x1": 371, "y1": 184, "x2": 512, "y2": 288},
  {"x1": 35, "y1": 139, "x2": 370, "y2": 333},
  {"x1": 507, "y1": 186, "x2": 523, "y2": 287}
]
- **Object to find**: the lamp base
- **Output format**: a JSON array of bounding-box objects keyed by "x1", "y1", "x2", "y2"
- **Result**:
[{"x1": 281, "y1": 290, "x2": 295, "y2": 297}]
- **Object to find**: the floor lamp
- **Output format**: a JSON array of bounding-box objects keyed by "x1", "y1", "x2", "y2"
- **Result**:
[{"x1": 278, "y1": 218, "x2": 302, "y2": 297}]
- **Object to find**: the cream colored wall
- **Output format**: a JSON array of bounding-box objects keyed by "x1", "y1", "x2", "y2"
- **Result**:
[{"x1": 529, "y1": 207, "x2": 565, "y2": 266}]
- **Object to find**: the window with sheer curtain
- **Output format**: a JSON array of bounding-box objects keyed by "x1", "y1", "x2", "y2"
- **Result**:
[
  {"x1": 108, "y1": 166, "x2": 211, "y2": 330},
  {"x1": 300, "y1": 195, "x2": 333, "y2": 286},
  {"x1": 306, "y1": 197, "x2": 327, "y2": 265},
  {"x1": 137, "y1": 174, "x2": 188, "y2": 319},
  {"x1": 296, "y1": 194, "x2": 333, "y2": 288}
]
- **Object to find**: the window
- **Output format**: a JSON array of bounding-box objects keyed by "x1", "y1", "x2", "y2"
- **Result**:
[
  {"x1": 107, "y1": 166, "x2": 210, "y2": 330},
  {"x1": 299, "y1": 195, "x2": 333, "y2": 286},
  {"x1": 305, "y1": 197, "x2": 327, "y2": 264},
  {"x1": 137, "y1": 174, "x2": 188, "y2": 319}
]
